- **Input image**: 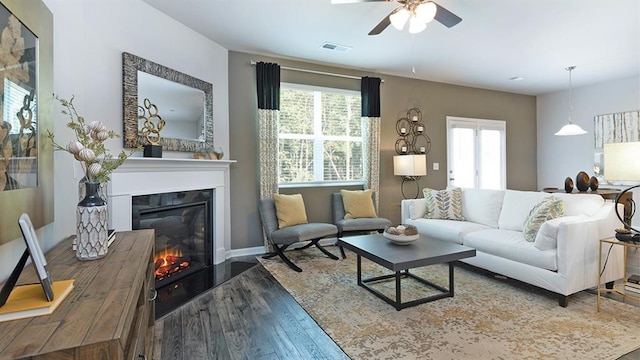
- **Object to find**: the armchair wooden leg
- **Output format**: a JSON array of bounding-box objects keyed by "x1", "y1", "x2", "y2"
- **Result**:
[{"x1": 339, "y1": 246, "x2": 346, "y2": 259}]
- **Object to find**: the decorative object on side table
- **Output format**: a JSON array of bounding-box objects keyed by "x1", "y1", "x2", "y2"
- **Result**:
[
  {"x1": 564, "y1": 177, "x2": 574, "y2": 193},
  {"x1": 383, "y1": 224, "x2": 419, "y2": 245},
  {"x1": 575, "y1": 171, "x2": 590, "y2": 192},
  {"x1": 138, "y1": 98, "x2": 165, "y2": 158},
  {"x1": 589, "y1": 176, "x2": 599, "y2": 191},
  {"x1": 46, "y1": 96, "x2": 137, "y2": 260}
]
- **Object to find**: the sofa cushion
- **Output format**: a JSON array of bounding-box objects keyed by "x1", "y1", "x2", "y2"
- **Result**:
[
  {"x1": 409, "y1": 198, "x2": 428, "y2": 219},
  {"x1": 498, "y1": 190, "x2": 548, "y2": 231},
  {"x1": 463, "y1": 229, "x2": 557, "y2": 271},
  {"x1": 522, "y1": 196, "x2": 564, "y2": 242},
  {"x1": 461, "y1": 188, "x2": 505, "y2": 228},
  {"x1": 404, "y1": 218, "x2": 490, "y2": 244},
  {"x1": 273, "y1": 193, "x2": 308, "y2": 228},
  {"x1": 341, "y1": 189, "x2": 377, "y2": 219},
  {"x1": 423, "y1": 187, "x2": 465, "y2": 221},
  {"x1": 533, "y1": 215, "x2": 585, "y2": 251},
  {"x1": 552, "y1": 193, "x2": 605, "y2": 217}
]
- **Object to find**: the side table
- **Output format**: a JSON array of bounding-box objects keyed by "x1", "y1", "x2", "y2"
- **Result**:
[{"x1": 597, "y1": 237, "x2": 640, "y2": 311}]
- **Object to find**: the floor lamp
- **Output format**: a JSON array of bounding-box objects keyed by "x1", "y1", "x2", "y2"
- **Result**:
[{"x1": 393, "y1": 154, "x2": 427, "y2": 199}]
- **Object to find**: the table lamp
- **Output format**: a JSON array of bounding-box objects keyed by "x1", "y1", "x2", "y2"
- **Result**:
[
  {"x1": 604, "y1": 142, "x2": 640, "y2": 238},
  {"x1": 393, "y1": 154, "x2": 427, "y2": 199}
]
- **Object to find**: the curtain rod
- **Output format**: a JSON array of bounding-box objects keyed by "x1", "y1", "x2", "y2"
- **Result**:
[{"x1": 250, "y1": 60, "x2": 383, "y2": 83}]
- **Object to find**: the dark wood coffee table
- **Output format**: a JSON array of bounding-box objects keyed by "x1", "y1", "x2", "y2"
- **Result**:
[{"x1": 337, "y1": 234, "x2": 476, "y2": 310}]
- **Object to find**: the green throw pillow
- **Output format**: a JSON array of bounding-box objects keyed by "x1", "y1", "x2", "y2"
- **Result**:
[
  {"x1": 523, "y1": 196, "x2": 564, "y2": 242},
  {"x1": 422, "y1": 187, "x2": 465, "y2": 221}
]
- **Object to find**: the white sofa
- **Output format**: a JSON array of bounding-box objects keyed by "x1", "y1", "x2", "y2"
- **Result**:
[{"x1": 400, "y1": 188, "x2": 625, "y2": 306}]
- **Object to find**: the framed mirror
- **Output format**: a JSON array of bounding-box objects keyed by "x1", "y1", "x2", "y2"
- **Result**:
[{"x1": 122, "y1": 52, "x2": 213, "y2": 152}]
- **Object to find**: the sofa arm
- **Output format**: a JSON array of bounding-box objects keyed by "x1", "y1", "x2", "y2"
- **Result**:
[{"x1": 556, "y1": 218, "x2": 624, "y2": 294}]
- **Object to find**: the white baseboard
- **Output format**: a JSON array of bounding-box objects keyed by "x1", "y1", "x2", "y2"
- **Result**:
[{"x1": 226, "y1": 237, "x2": 339, "y2": 260}]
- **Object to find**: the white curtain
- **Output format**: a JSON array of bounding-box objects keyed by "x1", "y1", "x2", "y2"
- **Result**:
[{"x1": 361, "y1": 77, "x2": 382, "y2": 210}]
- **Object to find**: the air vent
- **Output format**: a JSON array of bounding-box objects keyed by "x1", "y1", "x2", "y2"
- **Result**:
[{"x1": 321, "y1": 42, "x2": 352, "y2": 52}]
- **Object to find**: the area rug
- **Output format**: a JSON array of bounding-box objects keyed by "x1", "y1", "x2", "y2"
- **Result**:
[{"x1": 258, "y1": 248, "x2": 640, "y2": 360}]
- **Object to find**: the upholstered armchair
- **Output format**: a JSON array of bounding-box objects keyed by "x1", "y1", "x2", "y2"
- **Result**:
[
  {"x1": 258, "y1": 196, "x2": 339, "y2": 272},
  {"x1": 332, "y1": 190, "x2": 392, "y2": 258}
]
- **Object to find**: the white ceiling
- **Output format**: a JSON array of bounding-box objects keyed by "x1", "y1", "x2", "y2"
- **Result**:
[{"x1": 142, "y1": 0, "x2": 640, "y2": 95}]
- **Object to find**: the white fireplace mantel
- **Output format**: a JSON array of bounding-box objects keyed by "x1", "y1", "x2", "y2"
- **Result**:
[{"x1": 108, "y1": 157, "x2": 235, "y2": 265}]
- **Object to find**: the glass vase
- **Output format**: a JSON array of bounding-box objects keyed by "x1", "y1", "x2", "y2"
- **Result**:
[{"x1": 76, "y1": 181, "x2": 108, "y2": 260}]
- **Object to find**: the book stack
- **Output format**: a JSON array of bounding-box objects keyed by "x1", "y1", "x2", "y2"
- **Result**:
[{"x1": 625, "y1": 274, "x2": 640, "y2": 295}]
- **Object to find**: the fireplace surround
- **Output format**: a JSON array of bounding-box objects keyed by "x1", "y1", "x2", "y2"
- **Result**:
[{"x1": 108, "y1": 157, "x2": 234, "y2": 265}]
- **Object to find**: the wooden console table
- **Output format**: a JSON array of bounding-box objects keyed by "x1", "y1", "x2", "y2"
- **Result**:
[
  {"x1": 0, "y1": 230, "x2": 155, "y2": 360},
  {"x1": 543, "y1": 188, "x2": 633, "y2": 225}
]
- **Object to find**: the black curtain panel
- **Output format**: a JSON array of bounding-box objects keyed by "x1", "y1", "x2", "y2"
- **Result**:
[
  {"x1": 361, "y1": 76, "x2": 381, "y2": 117},
  {"x1": 256, "y1": 62, "x2": 281, "y2": 110}
]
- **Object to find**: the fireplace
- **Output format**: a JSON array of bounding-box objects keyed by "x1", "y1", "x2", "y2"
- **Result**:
[
  {"x1": 107, "y1": 157, "x2": 234, "y2": 318},
  {"x1": 132, "y1": 189, "x2": 214, "y2": 317}
]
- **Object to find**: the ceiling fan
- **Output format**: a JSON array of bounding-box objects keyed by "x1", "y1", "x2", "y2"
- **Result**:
[{"x1": 331, "y1": 0, "x2": 462, "y2": 35}]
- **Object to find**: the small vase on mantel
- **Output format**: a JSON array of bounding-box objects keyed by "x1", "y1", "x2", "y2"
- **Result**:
[{"x1": 76, "y1": 181, "x2": 108, "y2": 260}]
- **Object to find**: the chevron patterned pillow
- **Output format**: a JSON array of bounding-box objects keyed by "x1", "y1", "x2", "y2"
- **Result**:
[
  {"x1": 523, "y1": 196, "x2": 564, "y2": 242},
  {"x1": 423, "y1": 187, "x2": 465, "y2": 221}
]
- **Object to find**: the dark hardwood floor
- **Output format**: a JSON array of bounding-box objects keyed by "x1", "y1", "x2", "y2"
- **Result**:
[
  {"x1": 153, "y1": 258, "x2": 348, "y2": 360},
  {"x1": 154, "y1": 256, "x2": 640, "y2": 360}
]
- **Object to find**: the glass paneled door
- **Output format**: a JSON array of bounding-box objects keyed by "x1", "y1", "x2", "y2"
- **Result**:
[{"x1": 446, "y1": 117, "x2": 506, "y2": 190}]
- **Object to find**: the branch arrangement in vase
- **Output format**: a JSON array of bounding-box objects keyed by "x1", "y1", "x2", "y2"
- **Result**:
[{"x1": 46, "y1": 95, "x2": 138, "y2": 183}]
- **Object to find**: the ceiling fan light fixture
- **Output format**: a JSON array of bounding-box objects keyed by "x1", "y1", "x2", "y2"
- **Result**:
[
  {"x1": 415, "y1": 2, "x2": 437, "y2": 24},
  {"x1": 408, "y1": 16, "x2": 427, "y2": 34},
  {"x1": 390, "y1": 8, "x2": 410, "y2": 30}
]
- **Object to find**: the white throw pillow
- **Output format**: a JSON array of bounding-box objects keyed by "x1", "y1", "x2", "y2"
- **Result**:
[
  {"x1": 409, "y1": 198, "x2": 428, "y2": 219},
  {"x1": 533, "y1": 216, "x2": 584, "y2": 250},
  {"x1": 461, "y1": 188, "x2": 505, "y2": 228},
  {"x1": 498, "y1": 190, "x2": 548, "y2": 231},
  {"x1": 522, "y1": 196, "x2": 564, "y2": 242}
]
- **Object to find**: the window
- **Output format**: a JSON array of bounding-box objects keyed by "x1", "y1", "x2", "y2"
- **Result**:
[
  {"x1": 446, "y1": 117, "x2": 506, "y2": 190},
  {"x1": 279, "y1": 83, "x2": 362, "y2": 185},
  {"x1": 3, "y1": 79, "x2": 36, "y2": 136}
]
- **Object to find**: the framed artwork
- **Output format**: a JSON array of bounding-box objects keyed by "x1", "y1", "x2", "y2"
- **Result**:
[{"x1": 0, "y1": 0, "x2": 53, "y2": 245}]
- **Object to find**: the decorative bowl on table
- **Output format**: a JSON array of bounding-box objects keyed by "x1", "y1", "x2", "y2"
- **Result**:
[{"x1": 383, "y1": 224, "x2": 419, "y2": 245}]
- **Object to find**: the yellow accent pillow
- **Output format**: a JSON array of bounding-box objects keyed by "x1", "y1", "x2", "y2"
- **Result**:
[
  {"x1": 273, "y1": 193, "x2": 308, "y2": 228},
  {"x1": 341, "y1": 189, "x2": 377, "y2": 219}
]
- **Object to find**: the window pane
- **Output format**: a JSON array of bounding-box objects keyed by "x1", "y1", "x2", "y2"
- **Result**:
[
  {"x1": 279, "y1": 138, "x2": 314, "y2": 183},
  {"x1": 479, "y1": 129, "x2": 502, "y2": 190},
  {"x1": 451, "y1": 127, "x2": 475, "y2": 188},
  {"x1": 323, "y1": 140, "x2": 363, "y2": 181},
  {"x1": 280, "y1": 89, "x2": 313, "y2": 135},
  {"x1": 322, "y1": 93, "x2": 361, "y2": 137},
  {"x1": 279, "y1": 84, "x2": 363, "y2": 184}
]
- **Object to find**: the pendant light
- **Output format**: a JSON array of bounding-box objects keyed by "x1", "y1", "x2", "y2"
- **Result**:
[{"x1": 555, "y1": 66, "x2": 587, "y2": 136}]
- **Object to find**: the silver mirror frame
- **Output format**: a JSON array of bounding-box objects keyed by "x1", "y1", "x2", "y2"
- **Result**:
[{"x1": 122, "y1": 52, "x2": 213, "y2": 151}]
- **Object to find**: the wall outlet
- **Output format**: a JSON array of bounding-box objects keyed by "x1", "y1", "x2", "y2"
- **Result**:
[{"x1": 433, "y1": 162, "x2": 439, "y2": 171}]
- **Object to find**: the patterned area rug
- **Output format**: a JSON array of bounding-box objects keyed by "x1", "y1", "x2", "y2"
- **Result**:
[{"x1": 258, "y1": 247, "x2": 640, "y2": 360}]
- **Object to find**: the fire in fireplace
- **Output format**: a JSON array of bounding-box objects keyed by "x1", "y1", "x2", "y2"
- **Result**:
[{"x1": 132, "y1": 189, "x2": 214, "y2": 316}]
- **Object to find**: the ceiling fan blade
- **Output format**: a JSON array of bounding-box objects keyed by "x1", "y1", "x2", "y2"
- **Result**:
[
  {"x1": 331, "y1": 0, "x2": 389, "y2": 4},
  {"x1": 368, "y1": 12, "x2": 392, "y2": 35},
  {"x1": 433, "y1": 2, "x2": 462, "y2": 28}
]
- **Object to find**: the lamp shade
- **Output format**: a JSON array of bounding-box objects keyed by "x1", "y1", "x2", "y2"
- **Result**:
[
  {"x1": 603, "y1": 142, "x2": 640, "y2": 184},
  {"x1": 394, "y1": 154, "x2": 427, "y2": 176},
  {"x1": 554, "y1": 123, "x2": 587, "y2": 136},
  {"x1": 390, "y1": 8, "x2": 410, "y2": 30}
]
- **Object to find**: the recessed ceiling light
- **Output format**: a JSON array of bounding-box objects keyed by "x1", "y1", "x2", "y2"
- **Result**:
[
  {"x1": 509, "y1": 76, "x2": 524, "y2": 81},
  {"x1": 321, "y1": 42, "x2": 352, "y2": 52}
]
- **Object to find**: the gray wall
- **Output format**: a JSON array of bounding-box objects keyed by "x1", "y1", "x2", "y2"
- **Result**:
[
  {"x1": 229, "y1": 51, "x2": 537, "y2": 251},
  {"x1": 537, "y1": 76, "x2": 640, "y2": 189}
]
